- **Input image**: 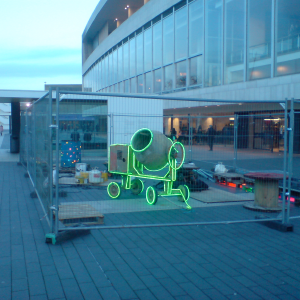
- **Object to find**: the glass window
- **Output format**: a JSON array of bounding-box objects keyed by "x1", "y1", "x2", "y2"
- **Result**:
[
  {"x1": 108, "y1": 53, "x2": 113, "y2": 86},
  {"x1": 224, "y1": 0, "x2": 245, "y2": 84},
  {"x1": 145, "y1": 72, "x2": 153, "y2": 93},
  {"x1": 276, "y1": 0, "x2": 300, "y2": 76},
  {"x1": 104, "y1": 56, "x2": 108, "y2": 88},
  {"x1": 123, "y1": 42, "x2": 129, "y2": 79},
  {"x1": 119, "y1": 81, "x2": 124, "y2": 93},
  {"x1": 130, "y1": 77, "x2": 136, "y2": 93},
  {"x1": 101, "y1": 59, "x2": 104, "y2": 89},
  {"x1": 248, "y1": 0, "x2": 272, "y2": 80},
  {"x1": 144, "y1": 28, "x2": 152, "y2": 71},
  {"x1": 124, "y1": 80, "x2": 129, "y2": 93},
  {"x1": 136, "y1": 34, "x2": 143, "y2": 75},
  {"x1": 118, "y1": 46, "x2": 123, "y2": 82},
  {"x1": 153, "y1": 21, "x2": 162, "y2": 69},
  {"x1": 138, "y1": 75, "x2": 144, "y2": 93},
  {"x1": 154, "y1": 69, "x2": 162, "y2": 93},
  {"x1": 189, "y1": 55, "x2": 202, "y2": 86},
  {"x1": 130, "y1": 38, "x2": 136, "y2": 77},
  {"x1": 113, "y1": 50, "x2": 118, "y2": 84},
  {"x1": 175, "y1": 6, "x2": 187, "y2": 61},
  {"x1": 164, "y1": 64, "x2": 174, "y2": 91},
  {"x1": 163, "y1": 15, "x2": 174, "y2": 65},
  {"x1": 189, "y1": 0, "x2": 204, "y2": 56},
  {"x1": 176, "y1": 61, "x2": 186, "y2": 88},
  {"x1": 205, "y1": 0, "x2": 222, "y2": 87}
]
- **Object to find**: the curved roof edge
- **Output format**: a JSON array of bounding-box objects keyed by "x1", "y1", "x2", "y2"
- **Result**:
[{"x1": 82, "y1": 0, "x2": 107, "y2": 40}]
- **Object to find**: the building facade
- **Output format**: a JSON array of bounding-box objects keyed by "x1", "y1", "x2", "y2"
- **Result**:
[{"x1": 82, "y1": 0, "x2": 300, "y2": 100}]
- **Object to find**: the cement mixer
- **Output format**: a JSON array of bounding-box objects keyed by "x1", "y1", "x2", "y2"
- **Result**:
[{"x1": 107, "y1": 128, "x2": 191, "y2": 208}]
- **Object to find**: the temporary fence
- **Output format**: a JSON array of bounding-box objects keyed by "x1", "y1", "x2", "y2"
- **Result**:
[{"x1": 19, "y1": 91, "x2": 300, "y2": 244}]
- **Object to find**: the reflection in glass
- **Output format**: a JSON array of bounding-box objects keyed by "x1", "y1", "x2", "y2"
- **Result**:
[
  {"x1": 248, "y1": 0, "x2": 272, "y2": 80},
  {"x1": 189, "y1": 55, "x2": 202, "y2": 86},
  {"x1": 124, "y1": 80, "x2": 129, "y2": 93},
  {"x1": 104, "y1": 56, "x2": 108, "y2": 88},
  {"x1": 145, "y1": 72, "x2": 153, "y2": 93},
  {"x1": 154, "y1": 69, "x2": 162, "y2": 93},
  {"x1": 119, "y1": 81, "x2": 124, "y2": 93},
  {"x1": 144, "y1": 28, "x2": 152, "y2": 71},
  {"x1": 224, "y1": 0, "x2": 245, "y2": 84},
  {"x1": 175, "y1": 6, "x2": 187, "y2": 61},
  {"x1": 153, "y1": 21, "x2": 162, "y2": 69},
  {"x1": 109, "y1": 53, "x2": 113, "y2": 86},
  {"x1": 136, "y1": 34, "x2": 143, "y2": 75},
  {"x1": 130, "y1": 77, "x2": 136, "y2": 93},
  {"x1": 138, "y1": 75, "x2": 144, "y2": 93},
  {"x1": 176, "y1": 61, "x2": 186, "y2": 88},
  {"x1": 113, "y1": 50, "x2": 118, "y2": 84},
  {"x1": 205, "y1": 0, "x2": 222, "y2": 87},
  {"x1": 163, "y1": 15, "x2": 174, "y2": 65},
  {"x1": 189, "y1": 0, "x2": 204, "y2": 56},
  {"x1": 276, "y1": 0, "x2": 300, "y2": 76},
  {"x1": 118, "y1": 46, "x2": 123, "y2": 82},
  {"x1": 130, "y1": 38, "x2": 136, "y2": 77},
  {"x1": 123, "y1": 42, "x2": 129, "y2": 79},
  {"x1": 164, "y1": 65, "x2": 173, "y2": 91}
]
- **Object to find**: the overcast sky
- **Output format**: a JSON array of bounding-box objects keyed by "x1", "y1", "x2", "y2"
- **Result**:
[{"x1": 0, "y1": 0, "x2": 100, "y2": 91}]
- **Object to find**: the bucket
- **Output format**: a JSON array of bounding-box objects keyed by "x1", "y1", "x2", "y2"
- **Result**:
[
  {"x1": 75, "y1": 163, "x2": 87, "y2": 177},
  {"x1": 101, "y1": 171, "x2": 108, "y2": 182},
  {"x1": 89, "y1": 170, "x2": 102, "y2": 183}
]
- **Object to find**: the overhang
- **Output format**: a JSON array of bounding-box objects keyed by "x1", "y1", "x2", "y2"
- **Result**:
[{"x1": 0, "y1": 90, "x2": 47, "y2": 103}]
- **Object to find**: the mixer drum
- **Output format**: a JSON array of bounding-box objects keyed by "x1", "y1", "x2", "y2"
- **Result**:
[{"x1": 130, "y1": 128, "x2": 173, "y2": 171}]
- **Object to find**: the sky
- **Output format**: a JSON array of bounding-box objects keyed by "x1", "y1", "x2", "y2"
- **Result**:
[{"x1": 0, "y1": 0, "x2": 100, "y2": 91}]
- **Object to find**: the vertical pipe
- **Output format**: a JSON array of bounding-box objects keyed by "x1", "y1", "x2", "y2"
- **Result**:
[
  {"x1": 55, "y1": 88, "x2": 60, "y2": 235},
  {"x1": 233, "y1": 114, "x2": 238, "y2": 170},
  {"x1": 287, "y1": 98, "x2": 294, "y2": 223},
  {"x1": 48, "y1": 89, "x2": 53, "y2": 233},
  {"x1": 188, "y1": 115, "x2": 192, "y2": 162},
  {"x1": 25, "y1": 109, "x2": 29, "y2": 169},
  {"x1": 282, "y1": 98, "x2": 288, "y2": 224},
  {"x1": 33, "y1": 103, "x2": 36, "y2": 187}
]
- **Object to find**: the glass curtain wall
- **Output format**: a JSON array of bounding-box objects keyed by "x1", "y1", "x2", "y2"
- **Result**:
[
  {"x1": 205, "y1": 0, "x2": 222, "y2": 87},
  {"x1": 144, "y1": 28, "x2": 152, "y2": 71},
  {"x1": 175, "y1": 5, "x2": 188, "y2": 61},
  {"x1": 130, "y1": 37, "x2": 136, "y2": 78},
  {"x1": 276, "y1": 0, "x2": 300, "y2": 76},
  {"x1": 153, "y1": 21, "x2": 162, "y2": 69},
  {"x1": 136, "y1": 33, "x2": 143, "y2": 75},
  {"x1": 83, "y1": 0, "x2": 300, "y2": 93},
  {"x1": 248, "y1": 0, "x2": 272, "y2": 80},
  {"x1": 224, "y1": 0, "x2": 245, "y2": 84},
  {"x1": 163, "y1": 15, "x2": 174, "y2": 66}
]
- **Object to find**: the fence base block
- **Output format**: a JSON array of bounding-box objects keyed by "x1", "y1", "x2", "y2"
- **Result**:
[
  {"x1": 255, "y1": 216, "x2": 294, "y2": 232},
  {"x1": 45, "y1": 233, "x2": 56, "y2": 245}
]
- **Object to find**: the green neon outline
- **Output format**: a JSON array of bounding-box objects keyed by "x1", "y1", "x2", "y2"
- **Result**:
[
  {"x1": 107, "y1": 182, "x2": 121, "y2": 199},
  {"x1": 131, "y1": 178, "x2": 144, "y2": 194},
  {"x1": 130, "y1": 128, "x2": 153, "y2": 152},
  {"x1": 179, "y1": 185, "x2": 191, "y2": 210},
  {"x1": 146, "y1": 186, "x2": 157, "y2": 205},
  {"x1": 168, "y1": 142, "x2": 185, "y2": 170},
  {"x1": 144, "y1": 162, "x2": 169, "y2": 172}
]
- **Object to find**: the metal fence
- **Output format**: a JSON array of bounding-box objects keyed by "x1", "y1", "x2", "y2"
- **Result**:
[{"x1": 20, "y1": 91, "x2": 300, "y2": 244}]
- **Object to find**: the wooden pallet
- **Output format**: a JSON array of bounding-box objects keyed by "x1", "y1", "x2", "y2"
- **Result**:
[
  {"x1": 58, "y1": 204, "x2": 104, "y2": 227},
  {"x1": 213, "y1": 172, "x2": 245, "y2": 187}
]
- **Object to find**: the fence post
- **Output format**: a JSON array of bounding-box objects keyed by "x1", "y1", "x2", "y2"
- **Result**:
[
  {"x1": 33, "y1": 103, "x2": 37, "y2": 188},
  {"x1": 233, "y1": 114, "x2": 238, "y2": 170},
  {"x1": 54, "y1": 88, "x2": 60, "y2": 236},
  {"x1": 287, "y1": 98, "x2": 294, "y2": 223},
  {"x1": 282, "y1": 98, "x2": 288, "y2": 224},
  {"x1": 26, "y1": 110, "x2": 29, "y2": 169},
  {"x1": 48, "y1": 88, "x2": 54, "y2": 233},
  {"x1": 188, "y1": 115, "x2": 192, "y2": 162}
]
